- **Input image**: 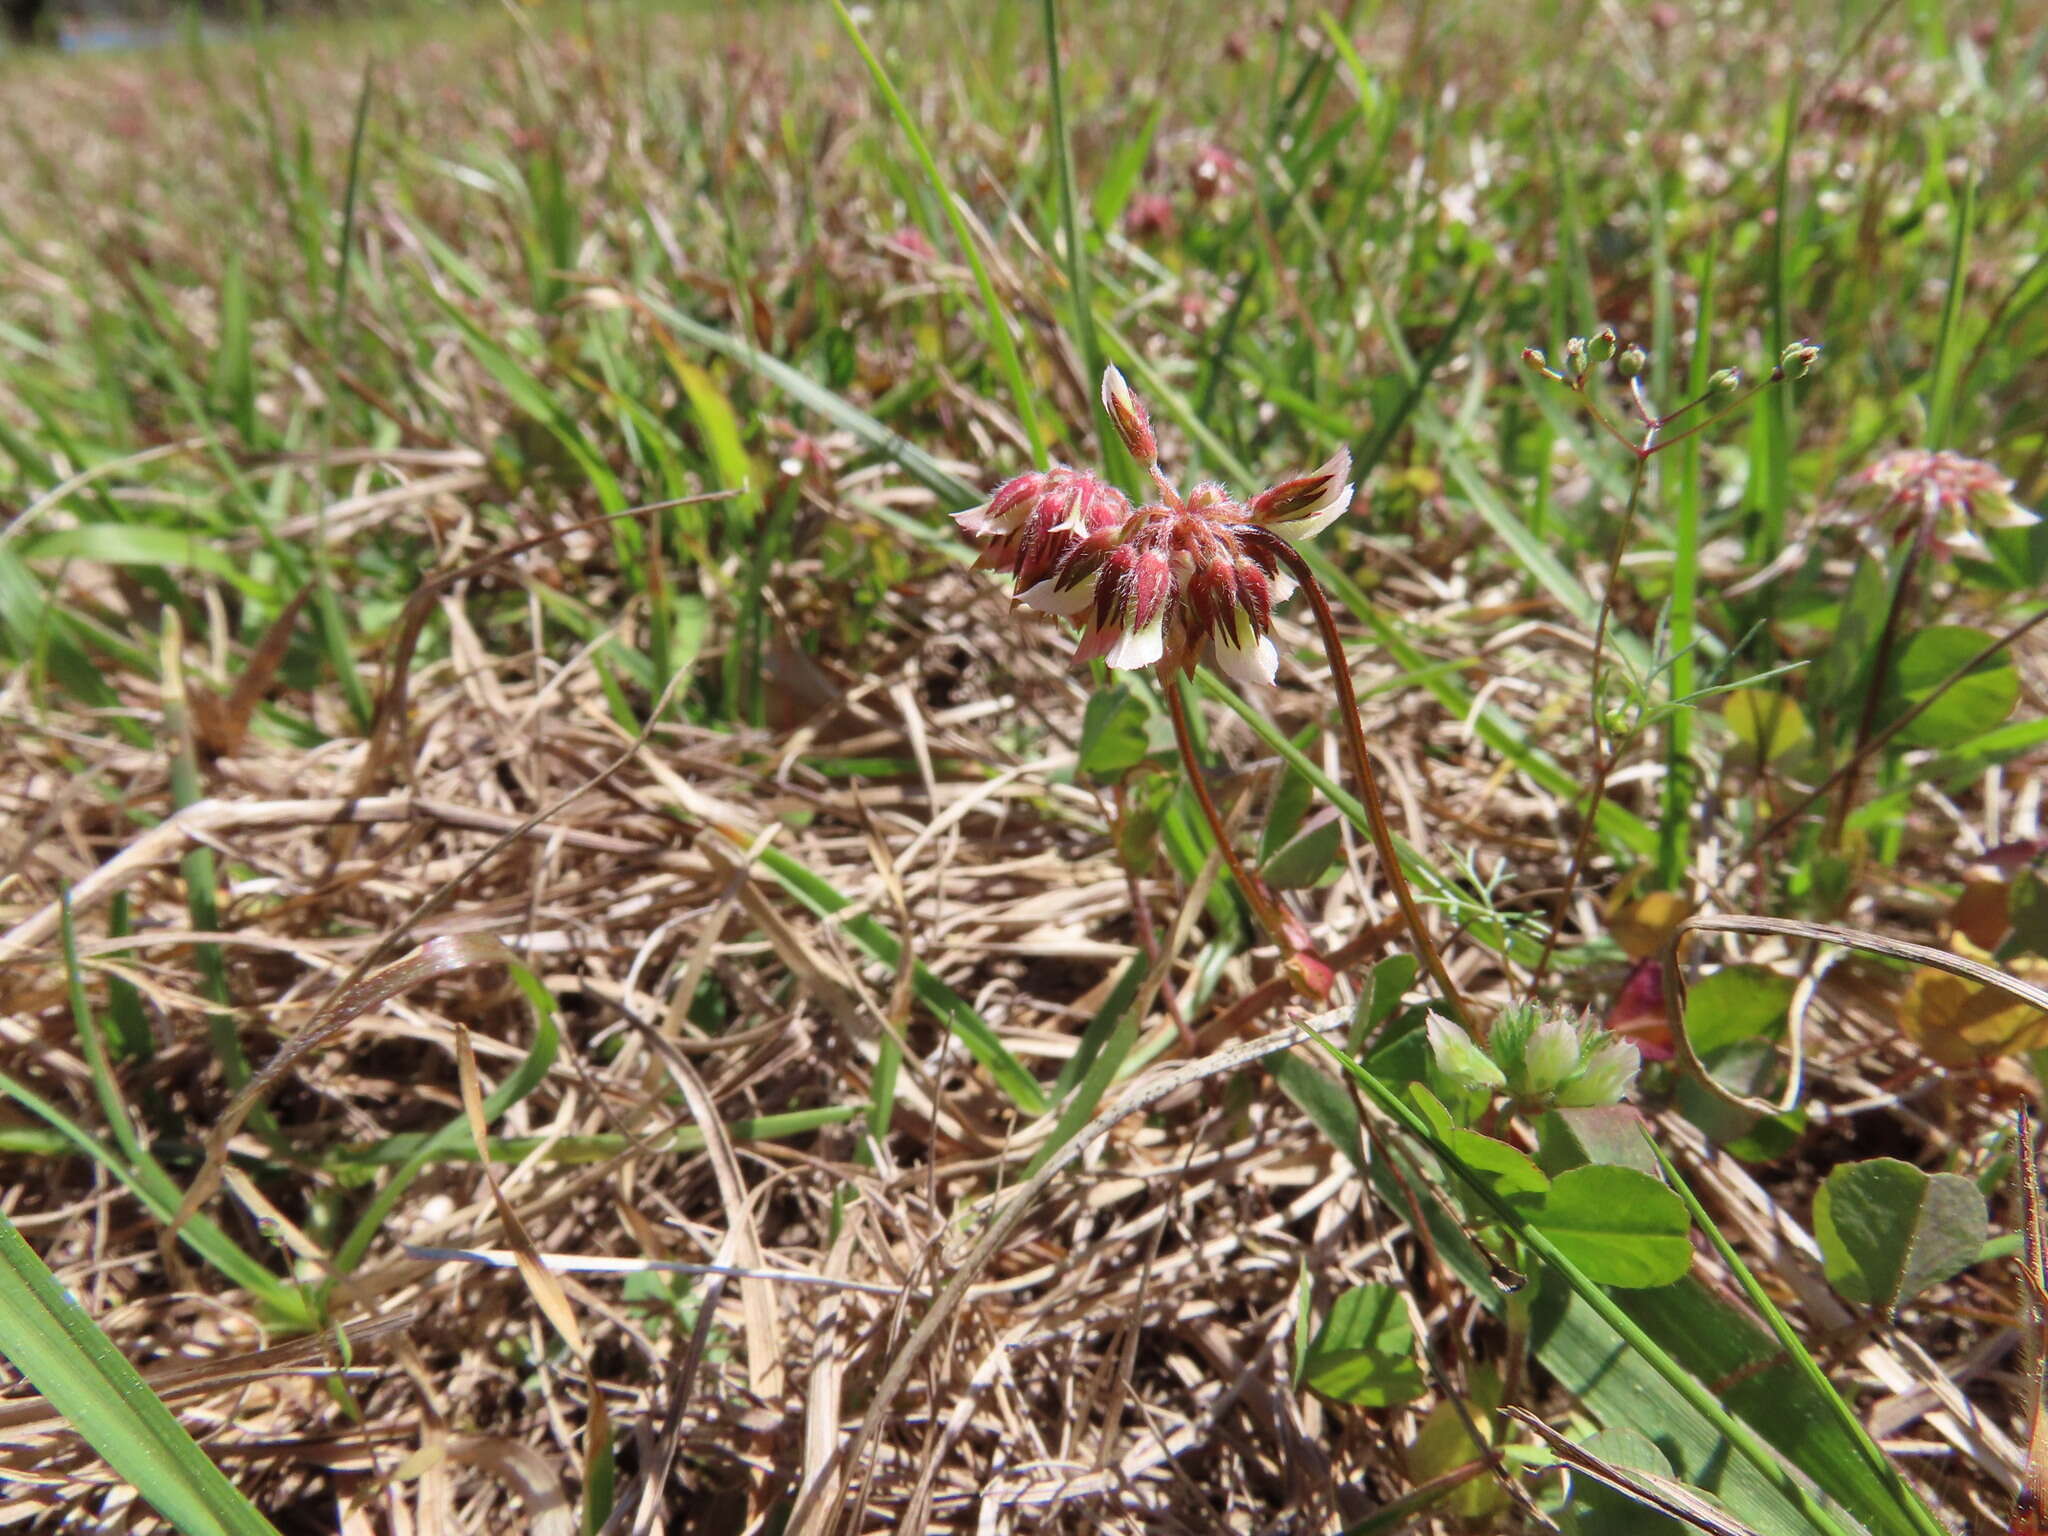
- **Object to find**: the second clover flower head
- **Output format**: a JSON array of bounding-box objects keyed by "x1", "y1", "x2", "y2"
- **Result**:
[
  {"x1": 1428, "y1": 1003, "x2": 1643, "y2": 1114},
  {"x1": 952, "y1": 366, "x2": 1354, "y2": 687},
  {"x1": 1843, "y1": 448, "x2": 2039, "y2": 560}
]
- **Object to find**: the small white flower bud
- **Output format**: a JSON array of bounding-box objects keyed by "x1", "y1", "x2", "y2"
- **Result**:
[{"x1": 1427, "y1": 1016, "x2": 1507, "y2": 1091}]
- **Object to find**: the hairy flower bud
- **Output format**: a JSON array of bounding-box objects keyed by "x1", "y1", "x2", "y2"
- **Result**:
[
  {"x1": 1709, "y1": 367, "x2": 1742, "y2": 394},
  {"x1": 1589, "y1": 329, "x2": 1618, "y2": 364},
  {"x1": 1557, "y1": 1039, "x2": 1642, "y2": 1107},
  {"x1": 1617, "y1": 344, "x2": 1648, "y2": 378},
  {"x1": 1101, "y1": 365, "x2": 1158, "y2": 466},
  {"x1": 1427, "y1": 1016, "x2": 1507, "y2": 1091},
  {"x1": 1249, "y1": 448, "x2": 1353, "y2": 541},
  {"x1": 1780, "y1": 339, "x2": 1821, "y2": 378},
  {"x1": 1521, "y1": 1015, "x2": 1583, "y2": 1095}
]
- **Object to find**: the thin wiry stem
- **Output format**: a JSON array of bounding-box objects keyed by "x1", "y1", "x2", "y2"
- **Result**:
[
  {"x1": 1825, "y1": 535, "x2": 1923, "y2": 853},
  {"x1": 1529, "y1": 446, "x2": 1652, "y2": 991},
  {"x1": 1259, "y1": 535, "x2": 1467, "y2": 1024},
  {"x1": 1742, "y1": 597, "x2": 2048, "y2": 860},
  {"x1": 1163, "y1": 673, "x2": 1325, "y2": 998}
]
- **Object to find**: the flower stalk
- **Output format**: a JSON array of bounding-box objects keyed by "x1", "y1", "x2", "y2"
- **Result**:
[
  {"x1": 1257, "y1": 533, "x2": 1466, "y2": 1021},
  {"x1": 1162, "y1": 676, "x2": 1333, "y2": 1001},
  {"x1": 1522, "y1": 332, "x2": 1819, "y2": 990}
]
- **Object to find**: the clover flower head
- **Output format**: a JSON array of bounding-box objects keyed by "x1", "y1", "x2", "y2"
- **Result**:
[
  {"x1": 1843, "y1": 448, "x2": 2038, "y2": 560},
  {"x1": 1432, "y1": 1003, "x2": 1643, "y2": 1112},
  {"x1": 952, "y1": 368, "x2": 1355, "y2": 687}
]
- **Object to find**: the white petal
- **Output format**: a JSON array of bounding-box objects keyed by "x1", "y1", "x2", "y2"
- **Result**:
[
  {"x1": 1020, "y1": 572, "x2": 1097, "y2": 616},
  {"x1": 1100, "y1": 364, "x2": 1135, "y2": 420},
  {"x1": 1274, "y1": 481, "x2": 1354, "y2": 544},
  {"x1": 1267, "y1": 569, "x2": 1297, "y2": 606},
  {"x1": 1981, "y1": 498, "x2": 2041, "y2": 531},
  {"x1": 1213, "y1": 629, "x2": 1278, "y2": 688},
  {"x1": 1102, "y1": 616, "x2": 1166, "y2": 670},
  {"x1": 1938, "y1": 509, "x2": 1988, "y2": 558}
]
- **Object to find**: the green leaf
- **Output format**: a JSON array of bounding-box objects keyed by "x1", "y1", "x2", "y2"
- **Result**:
[
  {"x1": 1260, "y1": 809, "x2": 1341, "y2": 889},
  {"x1": 1809, "y1": 557, "x2": 1890, "y2": 722},
  {"x1": 1413, "y1": 1086, "x2": 1548, "y2": 1212},
  {"x1": 1078, "y1": 684, "x2": 1149, "y2": 779},
  {"x1": 1532, "y1": 1166, "x2": 1692, "y2": 1288},
  {"x1": 1683, "y1": 965, "x2": 1796, "y2": 1056},
  {"x1": 1301, "y1": 1282, "x2": 1426, "y2": 1406},
  {"x1": 1722, "y1": 690, "x2": 1812, "y2": 768},
  {"x1": 1879, "y1": 625, "x2": 2018, "y2": 748},
  {"x1": 1955, "y1": 516, "x2": 2048, "y2": 592},
  {"x1": 1090, "y1": 98, "x2": 1164, "y2": 233},
  {"x1": 1536, "y1": 1105, "x2": 1664, "y2": 1178},
  {"x1": 1257, "y1": 752, "x2": 1316, "y2": 866},
  {"x1": 1560, "y1": 1427, "x2": 1692, "y2": 1536},
  {"x1": 1812, "y1": 1158, "x2": 1987, "y2": 1308},
  {"x1": 2007, "y1": 873, "x2": 2048, "y2": 962}
]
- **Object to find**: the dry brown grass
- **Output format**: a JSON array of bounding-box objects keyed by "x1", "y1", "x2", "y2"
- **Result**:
[{"x1": 4, "y1": 0, "x2": 2048, "y2": 1531}]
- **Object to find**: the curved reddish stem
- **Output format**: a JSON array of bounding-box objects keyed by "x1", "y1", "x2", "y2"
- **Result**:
[
  {"x1": 1163, "y1": 674, "x2": 1331, "y2": 1000},
  {"x1": 1261, "y1": 536, "x2": 1467, "y2": 1023}
]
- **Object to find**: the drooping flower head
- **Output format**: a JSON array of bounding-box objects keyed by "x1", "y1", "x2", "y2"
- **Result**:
[
  {"x1": 1841, "y1": 448, "x2": 2039, "y2": 560},
  {"x1": 952, "y1": 366, "x2": 1354, "y2": 687}
]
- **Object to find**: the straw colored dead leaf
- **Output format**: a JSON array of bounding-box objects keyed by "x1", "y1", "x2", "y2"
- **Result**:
[{"x1": 1897, "y1": 937, "x2": 2048, "y2": 1067}]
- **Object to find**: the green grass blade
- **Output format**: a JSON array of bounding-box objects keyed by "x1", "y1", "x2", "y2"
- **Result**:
[
  {"x1": 0, "y1": 1210, "x2": 283, "y2": 1536},
  {"x1": 1025, "y1": 1000, "x2": 1139, "y2": 1178},
  {"x1": 1752, "y1": 81, "x2": 1798, "y2": 562},
  {"x1": 327, "y1": 964, "x2": 563, "y2": 1277},
  {"x1": 17, "y1": 527, "x2": 264, "y2": 594},
  {"x1": 830, "y1": 0, "x2": 1048, "y2": 462},
  {"x1": 1659, "y1": 236, "x2": 1719, "y2": 888},
  {"x1": 1355, "y1": 602, "x2": 1655, "y2": 858},
  {"x1": 214, "y1": 248, "x2": 256, "y2": 444},
  {"x1": 638, "y1": 294, "x2": 976, "y2": 507},
  {"x1": 1040, "y1": 0, "x2": 1108, "y2": 469},
  {"x1": 755, "y1": 845, "x2": 1048, "y2": 1116},
  {"x1": 326, "y1": 1105, "x2": 864, "y2": 1174},
  {"x1": 1192, "y1": 669, "x2": 1493, "y2": 950},
  {"x1": 309, "y1": 59, "x2": 378, "y2": 734},
  {"x1": 0, "y1": 1066, "x2": 300, "y2": 1317},
  {"x1": 1649, "y1": 1142, "x2": 1949, "y2": 1536},
  {"x1": 1052, "y1": 956, "x2": 1143, "y2": 1101},
  {"x1": 1925, "y1": 174, "x2": 1974, "y2": 450}
]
